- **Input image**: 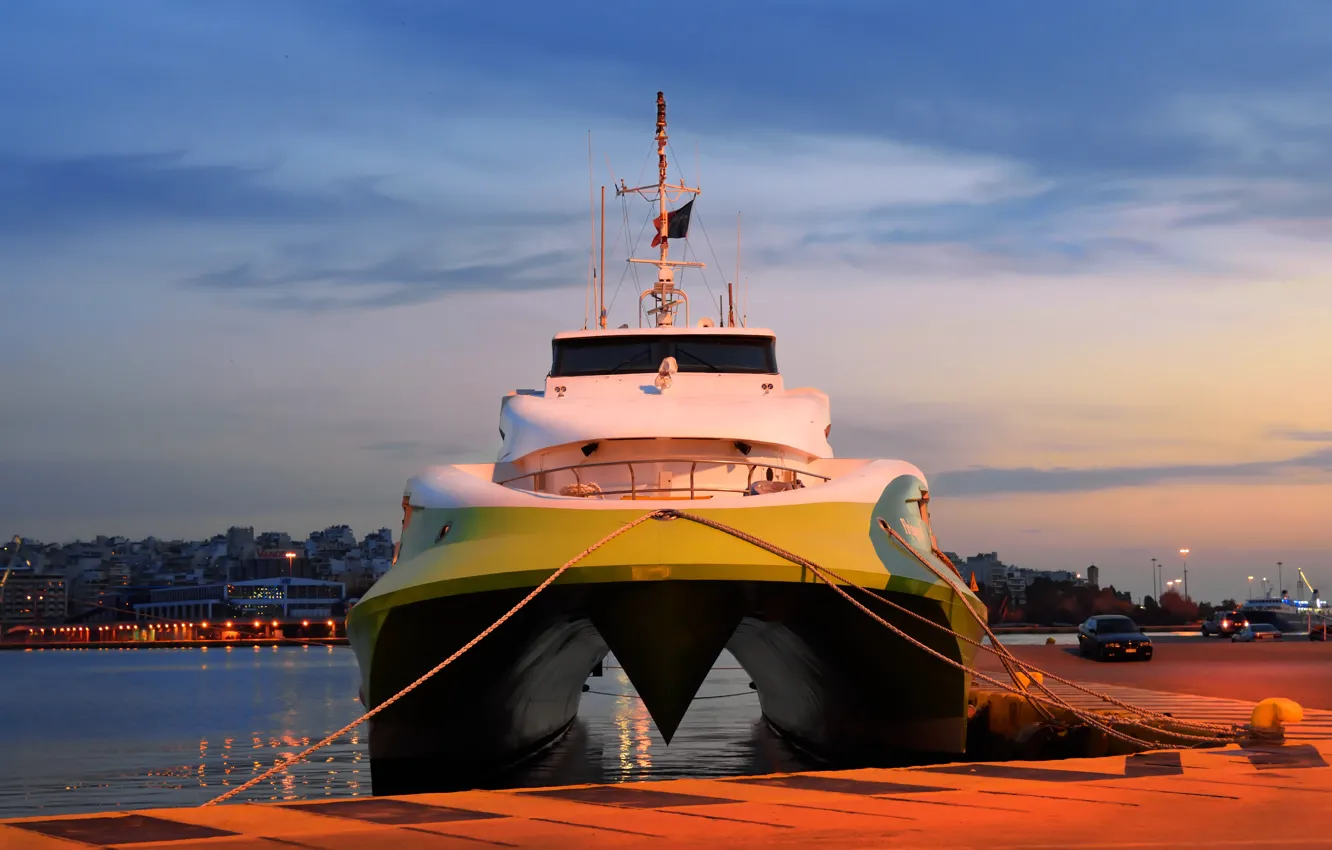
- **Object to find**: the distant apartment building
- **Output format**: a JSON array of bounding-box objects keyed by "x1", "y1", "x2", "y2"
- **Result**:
[
  {"x1": 225, "y1": 526, "x2": 257, "y2": 560},
  {"x1": 234, "y1": 549, "x2": 316, "y2": 581},
  {"x1": 256, "y1": 531, "x2": 292, "y2": 551},
  {"x1": 362, "y1": 528, "x2": 395, "y2": 562},
  {"x1": 312, "y1": 525, "x2": 357, "y2": 553},
  {"x1": 959, "y1": 553, "x2": 1091, "y2": 606},
  {"x1": 0, "y1": 574, "x2": 68, "y2": 624}
]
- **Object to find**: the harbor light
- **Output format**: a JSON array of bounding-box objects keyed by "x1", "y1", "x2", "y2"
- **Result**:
[
  {"x1": 201, "y1": 621, "x2": 208, "y2": 628},
  {"x1": 225, "y1": 621, "x2": 233, "y2": 628},
  {"x1": 302, "y1": 620, "x2": 310, "y2": 627}
]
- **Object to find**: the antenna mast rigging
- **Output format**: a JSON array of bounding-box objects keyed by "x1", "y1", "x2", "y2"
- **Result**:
[{"x1": 616, "y1": 91, "x2": 703, "y2": 328}]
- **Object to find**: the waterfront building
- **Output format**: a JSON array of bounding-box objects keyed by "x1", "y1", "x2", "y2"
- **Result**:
[{"x1": 132, "y1": 577, "x2": 346, "y2": 622}]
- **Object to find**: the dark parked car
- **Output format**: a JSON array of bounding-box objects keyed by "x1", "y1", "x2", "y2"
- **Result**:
[
  {"x1": 1077, "y1": 615, "x2": 1153, "y2": 661},
  {"x1": 1201, "y1": 610, "x2": 1248, "y2": 637}
]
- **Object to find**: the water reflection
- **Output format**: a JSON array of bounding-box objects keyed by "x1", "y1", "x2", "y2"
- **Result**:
[
  {"x1": 0, "y1": 647, "x2": 808, "y2": 816},
  {"x1": 488, "y1": 652, "x2": 814, "y2": 791},
  {"x1": 612, "y1": 667, "x2": 652, "y2": 780}
]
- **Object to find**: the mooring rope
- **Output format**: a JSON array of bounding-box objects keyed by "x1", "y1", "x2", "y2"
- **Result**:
[
  {"x1": 201, "y1": 511, "x2": 666, "y2": 806},
  {"x1": 872, "y1": 518, "x2": 1238, "y2": 737},
  {"x1": 203, "y1": 505, "x2": 1247, "y2": 806},
  {"x1": 653, "y1": 509, "x2": 1243, "y2": 750}
]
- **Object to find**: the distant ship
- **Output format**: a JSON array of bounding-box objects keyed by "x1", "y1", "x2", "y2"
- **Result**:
[
  {"x1": 1240, "y1": 597, "x2": 1330, "y2": 633},
  {"x1": 346, "y1": 92, "x2": 985, "y2": 795}
]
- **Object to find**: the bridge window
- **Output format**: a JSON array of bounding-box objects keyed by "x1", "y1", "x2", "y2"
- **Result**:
[
  {"x1": 552, "y1": 335, "x2": 777, "y2": 377},
  {"x1": 553, "y1": 338, "x2": 656, "y2": 376}
]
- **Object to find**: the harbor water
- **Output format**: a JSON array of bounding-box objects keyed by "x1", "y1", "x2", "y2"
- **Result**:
[
  {"x1": 0, "y1": 645, "x2": 794, "y2": 817},
  {"x1": 0, "y1": 632, "x2": 1205, "y2": 817}
]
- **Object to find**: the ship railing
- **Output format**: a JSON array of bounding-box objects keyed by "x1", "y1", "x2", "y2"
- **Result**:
[{"x1": 496, "y1": 457, "x2": 831, "y2": 500}]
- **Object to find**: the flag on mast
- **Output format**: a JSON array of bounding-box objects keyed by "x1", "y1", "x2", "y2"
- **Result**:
[{"x1": 651, "y1": 199, "x2": 694, "y2": 247}]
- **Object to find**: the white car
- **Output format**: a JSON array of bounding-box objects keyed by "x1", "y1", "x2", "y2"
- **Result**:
[{"x1": 1232, "y1": 623, "x2": 1283, "y2": 642}]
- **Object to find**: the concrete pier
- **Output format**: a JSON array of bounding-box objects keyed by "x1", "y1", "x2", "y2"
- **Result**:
[
  {"x1": 4, "y1": 678, "x2": 1331, "y2": 849},
  {"x1": 3, "y1": 738, "x2": 1329, "y2": 848}
]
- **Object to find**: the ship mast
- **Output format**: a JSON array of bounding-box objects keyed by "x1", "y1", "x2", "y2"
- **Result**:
[{"x1": 617, "y1": 91, "x2": 703, "y2": 328}]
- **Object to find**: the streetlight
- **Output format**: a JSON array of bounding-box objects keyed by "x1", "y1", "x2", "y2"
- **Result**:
[
  {"x1": 285, "y1": 551, "x2": 296, "y2": 577},
  {"x1": 1277, "y1": 561, "x2": 1284, "y2": 600},
  {"x1": 1151, "y1": 557, "x2": 1159, "y2": 601},
  {"x1": 1179, "y1": 549, "x2": 1190, "y2": 601},
  {"x1": 1247, "y1": 576, "x2": 1254, "y2": 601}
]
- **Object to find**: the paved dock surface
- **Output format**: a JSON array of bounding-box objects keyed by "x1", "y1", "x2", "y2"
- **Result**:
[
  {"x1": 4, "y1": 737, "x2": 1331, "y2": 849},
  {"x1": 7, "y1": 649, "x2": 1332, "y2": 849},
  {"x1": 978, "y1": 640, "x2": 1332, "y2": 709}
]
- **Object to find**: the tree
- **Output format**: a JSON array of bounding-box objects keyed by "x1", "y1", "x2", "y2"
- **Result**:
[
  {"x1": 1091, "y1": 587, "x2": 1133, "y2": 617},
  {"x1": 1158, "y1": 589, "x2": 1199, "y2": 623},
  {"x1": 1137, "y1": 595, "x2": 1161, "y2": 626}
]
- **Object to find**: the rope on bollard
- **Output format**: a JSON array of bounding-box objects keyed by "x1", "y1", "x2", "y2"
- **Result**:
[
  {"x1": 654, "y1": 509, "x2": 1243, "y2": 749},
  {"x1": 872, "y1": 518, "x2": 1241, "y2": 739}
]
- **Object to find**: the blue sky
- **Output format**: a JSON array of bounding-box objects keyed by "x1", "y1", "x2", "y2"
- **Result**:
[{"x1": 3, "y1": 1, "x2": 1331, "y2": 603}]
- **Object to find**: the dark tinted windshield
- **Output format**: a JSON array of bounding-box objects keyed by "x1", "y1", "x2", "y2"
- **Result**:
[
  {"x1": 552, "y1": 338, "x2": 657, "y2": 376},
  {"x1": 552, "y1": 335, "x2": 777, "y2": 377},
  {"x1": 1095, "y1": 617, "x2": 1139, "y2": 634},
  {"x1": 1250, "y1": 623, "x2": 1278, "y2": 632}
]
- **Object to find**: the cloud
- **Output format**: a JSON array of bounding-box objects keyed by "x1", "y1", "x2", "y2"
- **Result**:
[
  {"x1": 183, "y1": 250, "x2": 582, "y2": 311},
  {"x1": 359, "y1": 440, "x2": 481, "y2": 458},
  {"x1": 0, "y1": 152, "x2": 410, "y2": 237},
  {"x1": 352, "y1": 1, "x2": 1332, "y2": 181},
  {"x1": 8, "y1": 0, "x2": 1332, "y2": 552},
  {"x1": 829, "y1": 415, "x2": 996, "y2": 476},
  {"x1": 935, "y1": 445, "x2": 1332, "y2": 496},
  {"x1": 1268, "y1": 428, "x2": 1332, "y2": 442},
  {"x1": 0, "y1": 456, "x2": 379, "y2": 534}
]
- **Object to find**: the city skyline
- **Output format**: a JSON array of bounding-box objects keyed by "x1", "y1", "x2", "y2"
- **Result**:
[
  {"x1": 4, "y1": 2, "x2": 1331, "y2": 606},
  {"x1": 5, "y1": 521, "x2": 1319, "y2": 609}
]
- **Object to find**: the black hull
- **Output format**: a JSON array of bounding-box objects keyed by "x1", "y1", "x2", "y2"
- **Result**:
[{"x1": 362, "y1": 580, "x2": 974, "y2": 796}]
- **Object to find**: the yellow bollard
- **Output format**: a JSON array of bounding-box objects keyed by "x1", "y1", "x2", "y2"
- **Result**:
[
  {"x1": 1251, "y1": 697, "x2": 1304, "y2": 731},
  {"x1": 1013, "y1": 671, "x2": 1043, "y2": 690}
]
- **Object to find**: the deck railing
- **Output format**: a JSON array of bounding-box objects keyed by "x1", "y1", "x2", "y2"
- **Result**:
[{"x1": 496, "y1": 457, "x2": 831, "y2": 500}]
